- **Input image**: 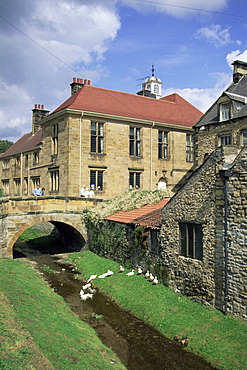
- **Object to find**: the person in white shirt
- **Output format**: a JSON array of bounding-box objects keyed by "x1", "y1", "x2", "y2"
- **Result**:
[
  {"x1": 84, "y1": 188, "x2": 90, "y2": 198},
  {"x1": 80, "y1": 185, "x2": 86, "y2": 197},
  {"x1": 89, "y1": 188, "x2": 95, "y2": 198}
]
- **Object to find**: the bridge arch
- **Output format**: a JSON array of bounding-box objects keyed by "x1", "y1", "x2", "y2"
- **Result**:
[
  {"x1": 7, "y1": 214, "x2": 87, "y2": 258},
  {"x1": 0, "y1": 196, "x2": 100, "y2": 258}
]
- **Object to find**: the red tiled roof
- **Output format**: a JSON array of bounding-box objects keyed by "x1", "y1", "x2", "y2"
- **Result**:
[
  {"x1": 104, "y1": 199, "x2": 169, "y2": 229},
  {"x1": 51, "y1": 85, "x2": 202, "y2": 128},
  {"x1": 0, "y1": 130, "x2": 42, "y2": 158}
]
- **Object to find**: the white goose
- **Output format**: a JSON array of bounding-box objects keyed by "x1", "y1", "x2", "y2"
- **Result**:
[
  {"x1": 137, "y1": 267, "x2": 143, "y2": 275},
  {"x1": 80, "y1": 292, "x2": 93, "y2": 301},
  {"x1": 126, "y1": 269, "x2": 135, "y2": 276},
  {"x1": 106, "y1": 269, "x2": 114, "y2": 277},
  {"x1": 119, "y1": 265, "x2": 125, "y2": 273},
  {"x1": 152, "y1": 276, "x2": 159, "y2": 285},
  {"x1": 82, "y1": 283, "x2": 91, "y2": 290},
  {"x1": 144, "y1": 270, "x2": 150, "y2": 279},
  {"x1": 87, "y1": 274, "x2": 97, "y2": 283},
  {"x1": 149, "y1": 273, "x2": 154, "y2": 282}
]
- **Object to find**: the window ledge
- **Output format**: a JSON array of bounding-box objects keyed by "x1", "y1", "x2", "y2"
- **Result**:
[
  {"x1": 90, "y1": 153, "x2": 106, "y2": 156},
  {"x1": 179, "y1": 255, "x2": 203, "y2": 263},
  {"x1": 129, "y1": 156, "x2": 143, "y2": 159}
]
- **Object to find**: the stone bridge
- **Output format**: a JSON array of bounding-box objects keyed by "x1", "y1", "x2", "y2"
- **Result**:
[{"x1": 0, "y1": 196, "x2": 102, "y2": 258}]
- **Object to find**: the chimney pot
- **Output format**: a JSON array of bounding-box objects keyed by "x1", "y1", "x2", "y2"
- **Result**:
[
  {"x1": 84, "y1": 79, "x2": 87, "y2": 84},
  {"x1": 34, "y1": 104, "x2": 37, "y2": 109},
  {"x1": 88, "y1": 80, "x2": 91, "y2": 85},
  {"x1": 41, "y1": 105, "x2": 44, "y2": 109},
  {"x1": 73, "y1": 77, "x2": 76, "y2": 82},
  {"x1": 38, "y1": 104, "x2": 40, "y2": 109}
]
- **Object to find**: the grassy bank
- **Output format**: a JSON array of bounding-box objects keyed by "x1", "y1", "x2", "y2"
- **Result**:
[
  {"x1": 68, "y1": 250, "x2": 247, "y2": 370},
  {"x1": 0, "y1": 258, "x2": 126, "y2": 370}
]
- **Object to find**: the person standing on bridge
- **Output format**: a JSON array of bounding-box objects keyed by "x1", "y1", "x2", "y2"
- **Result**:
[{"x1": 33, "y1": 184, "x2": 42, "y2": 196}]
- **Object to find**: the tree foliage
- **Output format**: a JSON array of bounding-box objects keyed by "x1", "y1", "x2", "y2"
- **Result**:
[{"x1": 0, "y1": 140, "x2": 13, "y2": 153}]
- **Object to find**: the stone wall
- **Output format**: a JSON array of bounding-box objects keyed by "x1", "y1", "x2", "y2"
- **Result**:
[
  {"x1": 225, "y1": 149, "x2": 247, "y2": 318},
  {"x1": 159, "y1": 150, "x2": 223, "y2": 307},
  {"x1": 159, "y1": 146, "x2": 247, "y2": 319},
  {"x1": 194, "y1": 116, "x2": 247, "y2": 166}
]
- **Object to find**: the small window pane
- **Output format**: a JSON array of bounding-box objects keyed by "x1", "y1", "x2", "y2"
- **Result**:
[
  {"x1": 242, "y1": 132, "x2": 247, "y2": 145},
  {"x1": 129, "y1": 127, "x2": 134, "y2": 139},
  {"x1": 91, "y1": 122, "x2": 96, "y2": 135},
  {"x1": 98, "y1": 171, "x2": 103, "y2": 190},
  {"x1": 221, "y1": 103, "x2": 230, "y2": 121},
  {"x1": 91, "y1": 136, "x2": 96, "y2": 152},
  {"x1": 136, "y1": 141, "x2": 140, "y2": 156},
  {"x1": 129, "y1": 172, "x2": 134, "y2": 187},
  {"x1": 98, "y1": 137, "x2": 103, "y2": 153},
  {"x1": 195, "y1": 224, "x2": 203, "y2": 259},
  {"x1": 180, "y1": 223, "x2": 186, "y2": 256},
  {"x1": 136, "y1": 128, "x2": 140, "y2": 140},
  {"x1": 129, "y1": 141, "x2": 134, "y2": 156},
  {"x1": 98, "y1": 123, "x2": 103, "y2": 136},
  {"x1": 136, "y1": 173, "x2": 140, "y2": 188}
]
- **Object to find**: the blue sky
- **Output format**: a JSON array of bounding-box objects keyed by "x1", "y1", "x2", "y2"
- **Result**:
[{"x1": 0, "y1": 0, "x2": 247, "y2": 141}]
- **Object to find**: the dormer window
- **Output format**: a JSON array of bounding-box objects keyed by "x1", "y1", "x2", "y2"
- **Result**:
[{"x1": 220, "y1": 102, "x2": 230, "y2": 121}]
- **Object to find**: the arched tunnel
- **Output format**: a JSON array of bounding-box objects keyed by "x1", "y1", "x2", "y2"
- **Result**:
[
  {"x1": 13, "y1": 220, "x2": 86, "y2": 258},
  {"x1": 50, "y1": 221, "x2": 86, "y2": 252}
]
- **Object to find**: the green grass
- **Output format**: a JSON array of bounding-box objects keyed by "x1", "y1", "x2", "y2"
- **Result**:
[
  {"x1": 19, "y1": 228, "x2": 50, "y2": 241},
  {"x1": 68, "y1": 250, "x2": 247, "y2": 370},
  {"x1": 0, "y1": 258, "x2": 126, "y2": 370}
]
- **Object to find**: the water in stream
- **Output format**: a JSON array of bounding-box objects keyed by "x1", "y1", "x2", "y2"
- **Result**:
[{"x1": 14, "y1": 244, "x2": 217, "y2": 370}]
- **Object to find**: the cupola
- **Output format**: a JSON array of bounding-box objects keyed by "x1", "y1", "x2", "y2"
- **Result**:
[
  {"x1": 136, "y1": 65, "x2": 163, "y2": 98},
  {"x1": 144, "y1": 65, "x2": 163, "y2": 98}
]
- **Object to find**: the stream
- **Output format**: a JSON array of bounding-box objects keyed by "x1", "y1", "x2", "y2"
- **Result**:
[{"x1": 14, "y1": 243, "x2": 217, "y2": 370}]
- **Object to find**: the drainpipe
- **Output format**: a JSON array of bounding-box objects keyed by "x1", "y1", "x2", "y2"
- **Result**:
[
  {"x1": 150, "y1": 122, "x2": 155, "y2": 190},
  {"x1": 79, "y1": 112, "x2": 83, "y2": 196},
  {"x1": 20, "y1": 152, "x2": 23, "y2": 197},
  {"x1": 219, "y1": 168, "x2": 231, "y2": 315}
]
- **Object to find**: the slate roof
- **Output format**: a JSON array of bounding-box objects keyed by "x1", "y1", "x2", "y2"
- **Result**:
[
  {"x1": 104, "y1": 199, "x2": 170, "y2": 229},
  {"x1": 51, "y1": 85, "x2": 202, "y2": 128},
  {"x1": 0, "y1": 130, "x2": 42, "y2": 158},
  {"x1": 194, "y1": 75, "x2": 247, "y2": 128}
]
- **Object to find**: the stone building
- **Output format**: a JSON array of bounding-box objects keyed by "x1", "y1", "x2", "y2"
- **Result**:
[
  {"x1": 0, "y1": 75, "x2": 202, "y2": 200},
  {"x1": 194, "y1": 60, "x2": 247, "y2": 166},
  {"x1": 159, "y1": 60, "x2": 247, "y2": 319}
]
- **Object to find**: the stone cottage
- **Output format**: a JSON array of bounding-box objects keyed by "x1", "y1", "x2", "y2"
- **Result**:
[{"x1": 159, "y1": 60, "x2": 247, "y2": 319}]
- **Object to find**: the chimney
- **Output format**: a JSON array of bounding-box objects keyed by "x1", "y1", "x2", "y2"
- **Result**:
[
  {"x1": 70, "y1": 77, "x2": 85, "y2": 95},
  {"x1": 32, "y1": 104, "x2": 49, "y2": 135},
  {"x1": 232, "y1": 60, "x2": 247, "y2": 83}
]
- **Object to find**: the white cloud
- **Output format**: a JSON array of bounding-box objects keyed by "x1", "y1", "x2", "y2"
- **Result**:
[
  {"x1": 226, "y1": 50, "x2": 247, "y2": 67},
  {"x1": 120, "y1": 0, "x2": 228, "y2": 17},
  {"x1": 0, "y1": 0, "x2": 121, "y2": 141},
  {"x1": 0, "y1": 80, "x2": 33, "y2": 141},
  {"x1": 162, "y1": 72, "x2": 231, "y2": 113},
  {"x1": 195, "y1": 24, "x2": 231, "y2": 47}
]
